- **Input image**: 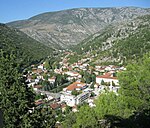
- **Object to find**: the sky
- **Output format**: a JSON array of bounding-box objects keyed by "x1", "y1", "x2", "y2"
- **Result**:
[{"x1": 0, "y1": 0, "x2": 150, "y2": 23}]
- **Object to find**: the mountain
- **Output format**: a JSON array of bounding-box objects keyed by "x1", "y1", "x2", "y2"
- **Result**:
[
  {"x1": 0, "y1": 23, "x2": 54, "y2": 67},
  {"x1": 7, "y1": 7, "x2": 150, "y2": 49},
  {"x1": 72, "y1": 15, "x2": 150, "y2": 65}
]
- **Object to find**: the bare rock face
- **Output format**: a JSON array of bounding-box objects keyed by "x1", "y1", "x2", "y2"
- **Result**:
[{"x1": 7, "y1": 7, "x2": 150, "y2": 49}]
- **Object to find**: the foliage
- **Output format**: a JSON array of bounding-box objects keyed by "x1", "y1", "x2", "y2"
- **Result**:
[
  {"x1": 95, "y1": 93, "x2": 133, "y2": 119},
  {"x1": 67, "y1": 53, "x2": 81, "y2": 64},
  {"x1": 118, "y1": 53, "x2": 150, "y2": 109},
  {"x1": 0, "y1": 51, "x2": 56, "y2": 127},
  {"x1": 62, "y1": 112, "x2": 77, "y2": 128},
  {"x1": 54, "y1": 74, "x2": 68, "y2": 86},
  {"x1": 80, "y1": 71, "x2": 96, "y2": 84},
  {"x1": 0, "y1": 24, "x2": 54, "y2": 68},
  {"x1": 73, "y1": 105, "x2": 98, "y2": 128},
  {"x1": 71, "y1": 90, "x2": 81, "y2": 96}
]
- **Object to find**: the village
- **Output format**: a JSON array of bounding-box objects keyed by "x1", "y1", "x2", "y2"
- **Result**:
[{"x1": 24, "y1": 51, "x2": 126, "y2": 117}]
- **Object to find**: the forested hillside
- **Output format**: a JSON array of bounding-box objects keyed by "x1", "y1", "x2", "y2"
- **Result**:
[
  {"x1": 0, "y1": 23, "x2": 54, "y2": 67},
  {"x1": 0, "y1": 24, "x2": 56, "y2": 127},
  {"x1": 0, "y1": 49, "x2": 56, "y2": 128}
]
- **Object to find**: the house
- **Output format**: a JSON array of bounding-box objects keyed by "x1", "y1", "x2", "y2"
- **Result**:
[
  {"x1": 45, "y1": 95, "x2": 54, "y2": 101},
  {"x1": 50, "y1": 103, "x2": 61, "y2": 110},
  {"x1": 27, "y1": 82, "x2": 36, "y2": 87},
  {"x1": 64, "y1": 71, "x2": 81, "y2": 79},
  {"x1": 96, "y1": 73, "x2": 119, "y2": 86},
  {"x1": 88, "y1": 98, "x2": 96, "y2": 107},
  {"x1": 33, "y1": 85, "x2": 43, "y2": 91},
  {"x1": 72, "y1": 106, "x2": 78, "y2": 112},
  {"x1": 60, "y1": 91, "x2": 90, "y2": 107},
  {"x1": 63, "y1": 82, "x2": 87, "y2": 93},
  {"x1": 48, "y1": 77, "x2": 56, "y2": 84},
  {"x1": 38, "y1": 64, "x2": 44, "y2": 70},
  {"x1": 32, "y1": 69, "x2": 43, "y2": 74},
  {"x1": 35, "y1": 99, "x2": 44, "y2": 106},
  {"x1": 54, "y1": 69, "x2": 62, "y2": 74},
  {"x1": 61, "y1": 103, "x2": 67, "y2": 112}
]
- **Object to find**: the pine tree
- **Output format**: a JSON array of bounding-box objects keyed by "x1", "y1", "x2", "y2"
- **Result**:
[{"x1": 0, "y1": 51, "x2": 56, "y2": 127}]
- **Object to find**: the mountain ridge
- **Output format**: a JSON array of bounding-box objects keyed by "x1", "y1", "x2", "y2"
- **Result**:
[{"x1": 7, "y1": 7, "x2": 150, "y2": 49}]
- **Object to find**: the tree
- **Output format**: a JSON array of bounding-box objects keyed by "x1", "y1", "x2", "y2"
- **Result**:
[
  {"x1": 101, "y1": 79, "x2": 105, "y2": 85},
  {"x1": 0, "y1": 51, "x2": 56, "y2": 127},
  {"x1": 91, "y1": 73, "x2": 96, "y2": 83},
  {"x1": 71, "y1": 90, "x2": 79, "y2": 96},
  {"x1": 94, "y1": 93, "x2": 133, "y2": 120},
  {"x1": 62, "y1": 112, "x2": 77, "y2": 128},
  {"x1": 112, "y1": 81, "x2": 116, "y2": 87},
  {"x1": 44, "y1": 59, "x2": 51, "y2": 69},
  {"x1": 118, "y1": 55, "x2": 150, "y2": 110},
  {"x1": 73, "y1": 105, "x2": 98, "y2": 128},
  {"x1": 54, "y1": 74, "x2": 68, "y2": 86}
]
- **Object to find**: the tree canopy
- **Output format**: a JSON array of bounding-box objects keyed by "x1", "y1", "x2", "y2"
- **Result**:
[{"x1": 0, "y1": 51, "x2": 56, "y2": 127}]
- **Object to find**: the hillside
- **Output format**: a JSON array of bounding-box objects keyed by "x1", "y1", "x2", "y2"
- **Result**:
[
  {"x1": 71, "y1": 15, "x2": 150, "y2": 65},
  {"x1": 0, "y1": 24, "x2": 54, "y2": 67},
  {"x1": 7, "y1": 7, "x2": 150, "y2": 49}
]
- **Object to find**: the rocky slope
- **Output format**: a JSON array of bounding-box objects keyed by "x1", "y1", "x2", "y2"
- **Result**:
[
  {"x1": 7, "y1": 7, "x2": 150, "y2": 49},
  {"x1": 72, "y1": 15, "x2": 150, "y2": 65}
]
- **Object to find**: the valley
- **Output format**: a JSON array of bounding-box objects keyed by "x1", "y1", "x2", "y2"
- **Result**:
[{"x1": 1, "y1": 6, "x2": 150, "y2": 128}]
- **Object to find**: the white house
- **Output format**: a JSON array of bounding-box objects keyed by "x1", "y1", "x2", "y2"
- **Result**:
[
  {"x1": 48, "y1": 77, "x2": 56, "y2": 84},
  {"x1": 63, "y1": 82, "x2": 87, "y2": 93},
  {"x1": 38, "y1": 64, "x2": 44, "y2": 70},
  {"x1": 96, "y1": 73, "x2": 119, "y2": 86},
  {"x1": 27, "y1": 82, "x2": 36, "y2": 87}
]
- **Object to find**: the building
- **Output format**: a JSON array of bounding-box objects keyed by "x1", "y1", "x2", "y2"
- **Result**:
[
  {"x1": 96, "y1": 73, "x2": 119, "y2": 86},
  {"x1": 38, "y1": 64, "x2": 44, "y2": 70},
  {"x1": 33, "y1": 85, "x2": 42, "y2": 91},
  {"x1": 64, "y1": 71, "x2": 81, "y2": 80},
  {"x1": 60, "y1": 93, "x2": 76, "y2": 106},
  {"x1": 48, "y1": 77, "x2": 56, "y2": 84},
  {"x1": 63, "y1": 82, "x2": 87, "y2": 93},
  {"x1": 50, "y1": 103, "x2": 61, "y2": 110},
  {"x1": 60, "y1": 92, "x2": 90, "y2": 107},
  {"x1": 76, "y1": 92, "x2": 90, "y2": 105}
]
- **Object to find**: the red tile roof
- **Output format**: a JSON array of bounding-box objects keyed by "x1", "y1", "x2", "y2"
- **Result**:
[
  {"x1": 35, "y1": 100, "x2": 44, "y2": 106},
  {"x1": 34, "y1": 85, "x2": 43, "y2": 89},
  {"x1": 66, "y1": 82, "x2": 86, "y2": 91},
  {"x1": 61, "y1": 103, "x2": 67, "y2": 108},
  {"x1": 96, "y1": 73, "x2": 117, "y2": 80},
  {"x1": 50, "y1": 103, "x2": 61, "y2": 110}
]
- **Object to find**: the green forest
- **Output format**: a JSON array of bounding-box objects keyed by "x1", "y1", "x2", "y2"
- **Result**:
[{"x1": 0, "y1": 23, "x2": 54, "y2": 68}]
